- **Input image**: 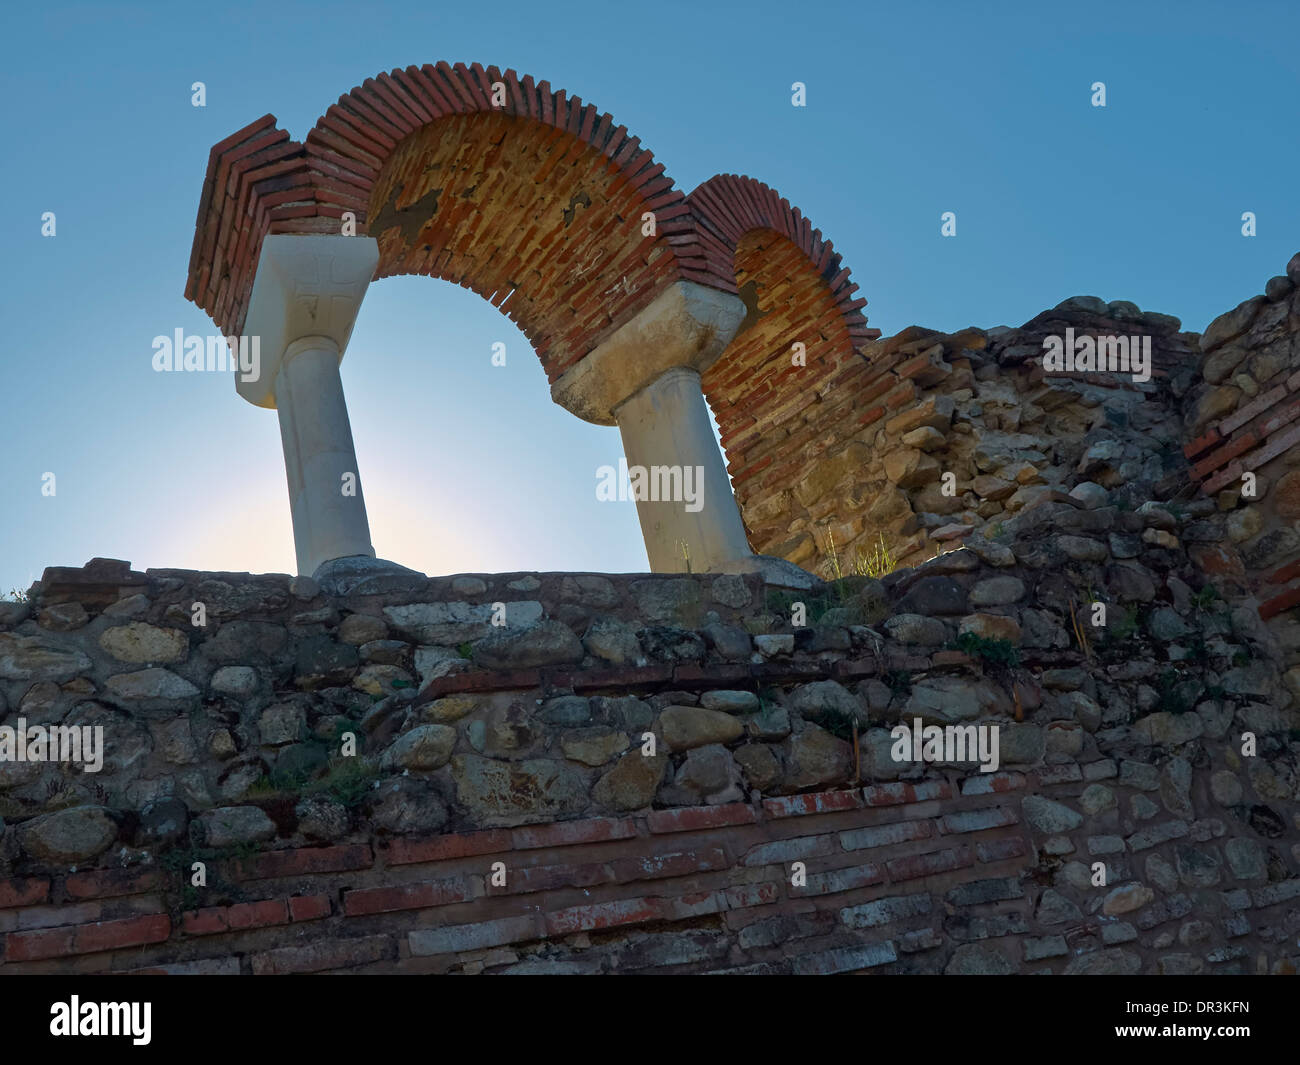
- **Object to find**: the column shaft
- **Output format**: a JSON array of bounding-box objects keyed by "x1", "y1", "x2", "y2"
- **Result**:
[
  {"x1": 615, "y1": 367, "x2": 753, "y2": 573},
  {"x1": 275, "y1": 336, "x2": 375, "y2": 574}
]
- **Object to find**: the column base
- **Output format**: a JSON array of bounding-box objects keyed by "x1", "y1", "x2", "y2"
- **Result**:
[
  {"x1": 312, "y1": 555, "x2": 429, "y2": 597},
  {"x1": 710, "y1": 554, "x2": 822, "y2": 591}
]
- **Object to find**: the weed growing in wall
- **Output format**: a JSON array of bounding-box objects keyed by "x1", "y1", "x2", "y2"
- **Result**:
[{"x1": 950, "y1": 632, "x2": 1021, "y2": 669}]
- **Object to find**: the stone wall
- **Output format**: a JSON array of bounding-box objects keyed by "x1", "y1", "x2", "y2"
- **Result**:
[
  {"x1": 1184, "y1": 255, "x2": 1300, "y2": 625},
  {"x1": 2, "y1": 509, "x2": 1297, "y2": 972},
  {"x1": 725, "y1": 293, "x2": 1201, "y2": 578},
  {"x1": 724, "y1": 249, "x2": 1300, "y2": 628}
]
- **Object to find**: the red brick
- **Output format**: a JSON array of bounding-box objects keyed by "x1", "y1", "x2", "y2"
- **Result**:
[
  {"x1": 793, "y1": 941, "x2": 897, "y2": 974},
  {"x1": 383, "y1": 830, "x2": 512, "y2": 866},
  {"x1": 646, "y1": 804, "x2": 756, "y2": 834},
  {"x1": 831, "y1": 657, "x2": 879, "y2": 680},
  {"x1": 288, "y1": 894, "x2": 332, "y2": 922},
  {"x1": 418, "y1": 667, "x2": 543, "y2": 699},
  {"x1": 881, "y1": 652, "x2": 933, "y2": 672},
  {"x1": 662, "y1": 889, "x2": 729, "y2": 920},
  {"x1": 1191, "y1": 430, "x2": 1258, "y2": 480},
  {"x1": 741, "y1": 834, "x2": 839, "y2": 867},
  {"x1": 885, "y1": 845, "x2": 974, "y2": 882},
  {"x1": 226, "y1": 899, "x2": 290, "y2": 931},
  {"x1": 1218, "y1": 383, "x2": 1288, "y2": 436},
  {"x1": 941, "y1": 807, "x2": 1020, "y2": 834},
  {"x1": 7, "y1": 913, "x2": 171, "y2": 961},
  {"x1": 65, "y1": 868, "x2": 161, "y2": 900},
  {"x1": 1248, "y1": 421, "x2": 1300, "y2": 470},
  {"x1": 123, "y1": 957, "x2": 242, "y2": 976},
  {"x1": 612, "y1": 846, "x2": 730, "y2": 884},
  {"x1": 793, "y1": 861, "x2": 886, "y2": 897},
  {"x1": 912, "y1": 780, "x2": 953, "y2": 801},
  {"x1": 723, "y1": 882, "x2": 781, "y2": 909},
  {"x1": 232, "y1": 844, "x2": 373, "y2": 880},
  {"x1": 1260, "y1": 586, "x2": 1300, "y2": 621},
  {"x1": 569, "y1": 665, "x2": 674, "y2": 691},
  {"x1": 15, "y1": 902, "x2": 101, "y2": 931},
  {"x1": 762, "y1": 790, "x2": 863, "y2": 819},
  {"x1": 857, "y1": 403, "x2": 886, "y2": 427},
  {"x1": 511, "y1": 817, "x2": 637, "y2": 850},
  {"x1": 752, "y1": 660, "x2": 828, "y2": 683},
  {"x1": 408, "y1": 915, "x2": 540, "y2": 957},
  {"x1": 861, "y1": 780, "x2": 953, "y2": 807},
  {"x1": 976, "y1": 837, "x2": 1028, "y2": 863},
  {"x1": 897, "y1": 350, "x2": 942, "y2": 380},
  {"x1": 343, "y1": 876, "x2": 478, "y2": 917},
  {"x1": 505, "y1": 860, "x2": 613, "y2": 894},
  {"x1": 672, "y1": 663, "x2": 751, "y2": 686},
  {"x1": 1269, "y1": 559, "x2": 1300, "y2": 585},
  {"x1": 0, "y1": 878, "x2": 49, "y2": 909},
  {"x1": 545, "y1": 896, "x2": 663, "y2": 935},
  {"x1": 182, "y1": 899, "x2": 289, "y2": 936},
  {"x1": 839, "y1": 820, "x2": 933, "y2": 851},
  {"x1": 5, "y1": 926, "x2": 73, "y2": 961},
  {"x1": 1183, "y1": 428, "x2": 1222, "y2": 460},
  {"x1": 181, "y1": 909, "x2": 229, "y2": 936},
  {"x1": 960, "y1": 771, "x2": 1026, "y2": 796},
  {"x1": 1203, "y1": 460, "x2": 1244, "y2": 496},
  {"x1": 249, "y1": 934, "x2": 395, "y2": 975},
  {"x1": 1189, "y1": 543, "x2": 1245, "y2": 578}
]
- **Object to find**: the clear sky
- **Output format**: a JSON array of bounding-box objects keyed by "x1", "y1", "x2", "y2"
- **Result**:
[{"x1": 2, "y1": 0, "x2": 1297, "y2": 593}]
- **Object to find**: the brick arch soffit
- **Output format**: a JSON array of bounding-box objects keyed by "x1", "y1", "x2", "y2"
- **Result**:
[
  {"x1": 686, "y1": 173, "x2": 879, "y2": 473},
  {"x1": 185, "y1": 62, "x2": 728, "y2": 386}
]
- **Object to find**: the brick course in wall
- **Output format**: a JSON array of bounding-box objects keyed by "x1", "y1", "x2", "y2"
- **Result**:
[{"x1": 3, "y1": 773, "x2": 1294, "y2": 974}]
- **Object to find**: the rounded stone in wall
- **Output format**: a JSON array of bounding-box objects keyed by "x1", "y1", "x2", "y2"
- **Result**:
[
  {"x1": 710, "y1": 574, "x2": 751, "y2": 609},
  {"x1": 296, "y1": 798, "x2": 351, "y2": 842},
  {"x1": 197, "y1": 805, "x2": 276, "y2": 848},
  {"x1": 18, "y1": 805, "x2": 119, "y2": 862},
  {"x1": 1271, "y1": 470, "x2": 1300, "y2": 521}
]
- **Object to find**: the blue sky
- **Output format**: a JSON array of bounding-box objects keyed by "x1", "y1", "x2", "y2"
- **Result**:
[{"x1": 2, "y1": 0, "x2": 1297, "y2": 592}]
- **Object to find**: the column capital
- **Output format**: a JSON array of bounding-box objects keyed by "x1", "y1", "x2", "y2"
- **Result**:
[
  {"x1": 239, "y1": 235, "x2": 380, "y2": 409},
  {"x1": 550, "y1": 280, "x2": 746, "y2": 426},
  {"x1": 283, "y1": 334, "x2": 341, "y2": 367}
]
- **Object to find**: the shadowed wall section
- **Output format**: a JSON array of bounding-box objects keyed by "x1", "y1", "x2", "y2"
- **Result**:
[{"x1": 689, "y1": 175, "x2": 881, "y2": 568}]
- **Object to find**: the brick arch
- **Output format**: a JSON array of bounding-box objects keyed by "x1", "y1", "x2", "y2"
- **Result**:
[
  {"x1": 687, "y1": 175, "x2": 879, "y2": 552},
  {"x1": 185, "y1": 62, "x2": 726, "y2": 384}
]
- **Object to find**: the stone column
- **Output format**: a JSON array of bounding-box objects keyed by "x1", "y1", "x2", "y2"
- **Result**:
[
  {"x1": 275, "y1": 336, "x2": 374, "y2": 575},
  {"x1": 550, "y1": 279, "x2": 815, "y2": 586},
  {"x1": 239, "y1": 235, "x2": 419, "y2": 589},
  {"x1": 614, "y1": 366, "x2": 751, "y2": 573}
]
